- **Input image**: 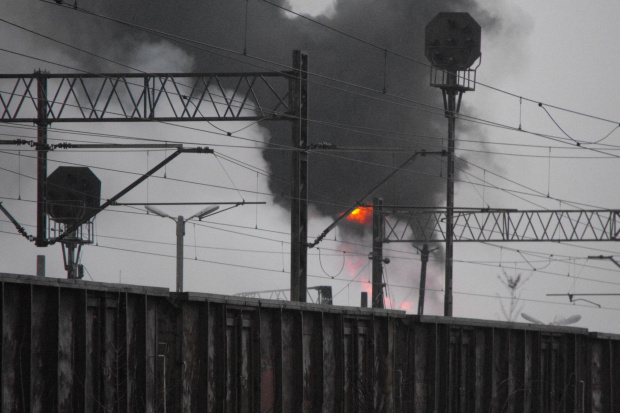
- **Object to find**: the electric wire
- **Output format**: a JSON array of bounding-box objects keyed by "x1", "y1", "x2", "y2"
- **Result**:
[
  {"x1": 317, "y1": 248, "x2": 346, "y2": 278},
  {"x1": 2, "y1": 36, "x2": 620, "y2": 164},
  {"x1": 0, "y1": 74, "x2": 614, "y2": 218},
  {"x1": 4, "y1": 8, "x2": 620, "y2": 180},
  {"x1": 58, "y1": 238, "x2": 620, "y2": 312},
  {"x1": 1, "y1": 150, "x2": 616, "y2": 271},
  {"x1": 3, "y1": 218, "x2": 617, "y2": 286},
  {"x1": 23, "y1": 4, "x2": 620, "y2": 158},
  {"x1": 8, "y1": 26, "x2": 620, "y2": 245},
  {"x1": 2, "y1": 146, "x2": 618, "y2": 250},
  {"x1": 259, "y1": 0, "x2": 620, "y2": 127},
  {"x1": 6, "y1": 211, "x2": 620, "y2": 291},
  {"x1": 0, "y1": 216, "x2": 620, "y2": 312},
  {"x1": 6, "y1": 1, "x2": 620, "y2": 310},
  {"x1": 10, "y1": 186, "x2": 620, "y2": 286},
  {"x1": 5, "y1": 123, "x2": 620, "y2": 163},
  {"x1": 8, "y1": 117, "x2": 620, "y2": 161}
]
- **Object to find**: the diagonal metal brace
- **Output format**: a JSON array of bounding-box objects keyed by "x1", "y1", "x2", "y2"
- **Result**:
[
  {"x1": 48, "y1": 146, "x2": 213, "y2": 245},
  {"x1": 0, "y1": 202, "x2": 35, "y2": 242},
  {"x1": 307, "y1": 150, "x2": 446, "y2": 248}
]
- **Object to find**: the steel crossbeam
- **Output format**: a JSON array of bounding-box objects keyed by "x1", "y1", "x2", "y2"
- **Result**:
[
  {"x1": 0, "y1": 71, "x2": 292, "y2": 122},
  {"x1": 1, "y1": 53, "x2": 312, "y2": 301},
  {"x1": 383, "y1": 209, "x2": 620, "y2": 243}
]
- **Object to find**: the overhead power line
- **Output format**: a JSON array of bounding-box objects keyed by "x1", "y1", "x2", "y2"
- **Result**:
[
  {"x1": 0, "y1": 40, "x2": 617, "y2": 164},
  {"x1": 3, "y1": 2, "x2": 620, "y2": 308},
  {"x1": 53, "y1": 239, "x2": 620, "y2": 312},
  {"x1": 259, "y1": 0, "x2": 620, "y2": 127},
  {"x1": 20, "y1": 4, "x2": 620, "y2": 156}
]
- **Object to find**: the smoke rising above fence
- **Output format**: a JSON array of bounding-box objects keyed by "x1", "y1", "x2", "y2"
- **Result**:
[
  {"x1": 0, "y1": 0, "x2": 513, "y2": 311},
  {"x1": 11, "y1": 0, "x2": 503, "y2": 219}
]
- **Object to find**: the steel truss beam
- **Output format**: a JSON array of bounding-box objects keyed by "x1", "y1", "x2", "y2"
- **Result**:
[
  {"x1": 0, "y1": 71, "x2": 293, "y2": 122},
  {"x1": 1, "y1": 69, "x2": 297, "y2": 245},
  {"x1": 383, "y1": 209, "x2": 620, "y2": 243},
  {"x1": 1, "y1": 56, "x2": 310, "y2": 301},
  {"x1": 235, "y1": 286, "x2": 331, "y2": 304}
]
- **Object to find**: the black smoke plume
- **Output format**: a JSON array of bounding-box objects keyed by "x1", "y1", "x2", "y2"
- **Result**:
[{"x1": 9, "y1": 0, "x2": 501, "y2": 220}]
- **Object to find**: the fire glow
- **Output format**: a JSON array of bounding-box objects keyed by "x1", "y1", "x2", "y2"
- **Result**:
[{"x1": 344, "y1": 207, "x2": 373, "y2": 226}]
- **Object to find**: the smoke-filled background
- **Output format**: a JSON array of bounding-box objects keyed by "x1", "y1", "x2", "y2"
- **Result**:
[{"x1": 3, "y1": 0, "x2": 620, "y2": 332}]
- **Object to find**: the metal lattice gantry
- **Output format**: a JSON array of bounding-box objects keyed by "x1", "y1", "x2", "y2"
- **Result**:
[
  {"x1": 235, "y1": 286, "x2": 332, "y2": 305},
  {"x1": 0, "y1": 71, "x2": 294, "y2": 122},
  {"x1": 0, "y1": 69, "x2": 299, "y2": 246},
  {"x1": 383, "y1": 209, "x2": 620, "y2": 243},
  {"x1": 0, "y1": 51, "x2": 311, "y2": 302}
]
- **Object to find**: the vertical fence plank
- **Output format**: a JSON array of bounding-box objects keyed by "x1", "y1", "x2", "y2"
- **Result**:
[
  {"x1": 58, "y1": 287, "x2": 85, "y2": 413},
  {"x1": 589, "y1": 338, "x2": 602, "y2": 412},
  {"x1": 474, "y1": 328, "x2": 489, "y2": 412},
  {"x1": 196, "y1": 301, "x2": 209, "y2": 413},
  {"x1": 145, "y1": 295, "x2": 156, "y2": 413},
  {"x1": 343, "y1": 317, "x2": 352, "y2": 412},
  {"x1": 280, "y1": 310, "x2": 301, "y2": 411},
  {"x1": 374, "y1": 317, "x2": 392, "y2": 412},
  {"x1": 239, "y1": 311, "x2": 253, "y2": 411},
  {"x1": 181, "y1": 303, "x2": 199, "y2": 412},
  {"x1": 126, "y1": 293, "x2": 147, "y2": 413},
  {"x1": 322, "y1": 313, "x2": 336, "y2": 412},
  {"x1": 30, "y1": 285, "x2": 58, "y2": 412},
  {"x1": 412, "y1": 323, "x2": 428, "y2": 412},
  {"x1": 301, "y1": 311, "x2": 320, "y2": 412},
  {"x1": 2, "y1": 282, "x2": 31, "y2": 413},
  {"x1": 259, "y1": 309, "x2": 276, "y2": 412},
  {"x1": 523, "y1": 330, "x2": 533, "y2": 413}
]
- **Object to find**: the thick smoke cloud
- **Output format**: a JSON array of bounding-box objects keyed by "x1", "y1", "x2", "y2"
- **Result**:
[
  {"x1": 1, "y1": 0, "x2": 507, "y2": 311},
  {"x1": 11, "y1": 0, "x2": 501, "y2": 218}
]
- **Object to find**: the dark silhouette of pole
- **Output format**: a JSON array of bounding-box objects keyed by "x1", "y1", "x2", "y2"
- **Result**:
[
  {"x1": 424, "y1": 12, "x2": 481, "y2": 316},
  {"x1": 176, "y1": 216, "x2": 185, "y2": 293},
  {"x1": 146, "y1": 205, "x2": 219, "y2": 293},
  {"x1": 444, "y1": 74, "x2": 457, "y2": 317},
  {"x1": 36, "y1": 70, "x2": 49, "y2": 246},
  {"x1": 62, "y1": 237, "x2": 83, "y2": 279},
  {"x1": 361, "y1": 292, "x2": 368, "y2": 308},
  {"x1": 290, "y1": 50, "x2": 309, "y2": 302},
  {"x1": 372, "y1": 197, "x2": 385, "y2": 308},
  {"x1": 418, "y1": 244, "x2": 429, "y2": 315}
]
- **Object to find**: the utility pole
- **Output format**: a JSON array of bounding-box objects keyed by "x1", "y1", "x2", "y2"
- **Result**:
[
  {"x1": 306, "y1": 151, "x2": 445, "y2": 308},
  {"x1": 146, "y1": 205, "x2": 219, "y2": 293},
  {"x1": 425, "y1": 13, "x2": 481, "y2": 316},
  {"x1": 417, "y1": 244, "x2": 429, "y2": 315},
  {"x1": 0, "y1": 58, "x2": 304, "y2": 285},
  {"x1": 176, "y1": 216, "x2": 185, "y2": 293},
  {"x1": 444, "y1": 79, "x2": 457, "y2": 317},
  {"x1": 372, "y1": 197, "x2": 385, "y2": 308},
  {"x1": 415, "y1": 243, "x2": 438, "y2": 315},
  {"x1": 290, "y1": 50, "x2": 309, "y2": 302},
  {"x1": 36, "y1": 70, "x2": 49, "y2": 247}
]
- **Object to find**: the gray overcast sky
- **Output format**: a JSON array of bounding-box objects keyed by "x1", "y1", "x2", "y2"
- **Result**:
[{"x1": 2, "y1": 0, "x2": 620, "y2": 333}]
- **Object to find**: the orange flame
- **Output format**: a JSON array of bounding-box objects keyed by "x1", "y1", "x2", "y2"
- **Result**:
[{"x1": 345, "y1": 207, "x2": 373, "y2": 226}]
